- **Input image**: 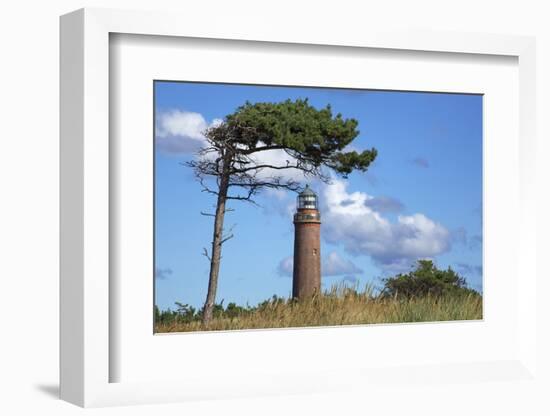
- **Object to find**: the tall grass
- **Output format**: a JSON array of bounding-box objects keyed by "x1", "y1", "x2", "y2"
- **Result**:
[{"x1": 155, "y1": 283, "x2": 482, "y2": 333}]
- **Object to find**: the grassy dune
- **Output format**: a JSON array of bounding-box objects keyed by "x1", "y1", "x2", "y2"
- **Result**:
[{"x1": 154, "y1": 286, "x2": 482, "y2": 333}]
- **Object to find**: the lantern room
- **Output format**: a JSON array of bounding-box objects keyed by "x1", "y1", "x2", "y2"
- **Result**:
[{"x1": 297, "y1": 185, "x2": 318, "y2": 210}]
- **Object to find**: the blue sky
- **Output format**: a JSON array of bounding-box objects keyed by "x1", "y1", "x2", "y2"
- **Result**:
[{"x1": 154, "y1": 81, "x2": 483, "y2": 311}]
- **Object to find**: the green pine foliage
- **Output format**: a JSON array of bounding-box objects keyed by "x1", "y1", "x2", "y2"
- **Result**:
[{"x1": 224, "y1": 99, "x2": 377, "y2": 177}]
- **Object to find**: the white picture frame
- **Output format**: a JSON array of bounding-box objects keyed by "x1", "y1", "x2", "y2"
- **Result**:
[{"x1": 60, "y1": 7, "x2": 538, "y2": 408}]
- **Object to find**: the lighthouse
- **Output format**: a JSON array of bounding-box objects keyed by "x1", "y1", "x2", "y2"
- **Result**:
[{"x1": 292, "y1": 185, "x2": 321, "y2": 299}]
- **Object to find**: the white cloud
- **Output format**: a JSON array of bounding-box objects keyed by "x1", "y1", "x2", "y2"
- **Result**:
[
  {"x1": 363, "y1": 195, "x2": 404, "y2": 213},
  {"x1": 157, "y1": 110, "x2": 451, "y2": 275},
  {"x1": 321, "y1": 179, "x2": 451, "y2": 270},
  {"x1": 323, "y1": 251, "x2": 363, "y2": 276},
  {"x1": 155, "y1": 110, "x2": 222, "y2": 154},
  {"x1": 247, "y1": 145, "x2": 307, "y2": 183},
  {"x1": 155, "y1": 109, "x2": 307, "y2": 185},
  {"x1": 277, "y1": 256, "x2": 294, "y2": 277}
]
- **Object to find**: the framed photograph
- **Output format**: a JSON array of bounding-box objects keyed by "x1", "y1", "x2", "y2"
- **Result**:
[{"x1": 60, "y1": 8, "x2": 538, "y2": 408}]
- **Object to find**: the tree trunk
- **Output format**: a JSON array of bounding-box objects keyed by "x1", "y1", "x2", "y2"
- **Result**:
[{"x1": 202, "y1": 167, "x2": 230, "y2": 325}]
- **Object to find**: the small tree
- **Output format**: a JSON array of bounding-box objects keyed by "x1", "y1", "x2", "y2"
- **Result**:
[
  {"x1": 188, "y1": 99, "x2": 377, "y2": 323},
  {"x1": 381, "y1": 260, "x2": 479, "y2": 299}
]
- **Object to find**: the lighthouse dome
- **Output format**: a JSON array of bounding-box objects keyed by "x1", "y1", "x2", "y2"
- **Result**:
[{"x1": 297, "y1": 185, "x2": 318, "y2": 209}]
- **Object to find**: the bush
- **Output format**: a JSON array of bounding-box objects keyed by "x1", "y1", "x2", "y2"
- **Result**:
[{"x1": 381, "y1": 260, "x2": 479, "y2": 299}]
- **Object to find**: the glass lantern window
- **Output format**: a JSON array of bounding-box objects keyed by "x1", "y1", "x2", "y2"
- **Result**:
[{"x1": 298, "y1": 195, "x2": 318, "y2": 209}]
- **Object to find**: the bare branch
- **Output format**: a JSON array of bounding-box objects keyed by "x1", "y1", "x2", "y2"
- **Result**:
[
  {"x1": 241, "y1": 145, "x2": 286, "y2": 154},
  {"x1": 202, "y1": 247, "x2": 211, "y2": 261},
  {"x1": 226, "y1": 195, "x2": 261, "y2": 206},
  {"x1": 197, "y1": 176, "x2": 219, "y2": 196},
  {"x1": 230, "y1": 163, "x2": 303, "y2": 174},
  {"x1": 219, "y1": 223, "x2": 236, "y2": 245},
  {"x1": 220, "y1": 234, "x2": 234, "y2": 245}
]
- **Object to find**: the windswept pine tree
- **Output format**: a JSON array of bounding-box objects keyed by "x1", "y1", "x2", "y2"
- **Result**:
[{"x1": 187, "y1": 99, "x2": 377, "y2": 323}]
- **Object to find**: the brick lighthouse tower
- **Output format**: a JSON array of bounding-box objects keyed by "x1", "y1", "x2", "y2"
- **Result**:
[{"x1": 292, "y1": 185, "x2": 321, "y2": 299}]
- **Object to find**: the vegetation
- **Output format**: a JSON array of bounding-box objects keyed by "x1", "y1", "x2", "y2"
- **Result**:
[
  {"x1": 381, "y1": 260, "x2": 479, "y2": 299},
  {"x1": 155, "y1": 262, "x2": 482, "y2": 333},
  {"x1": 188, "y1": 99, "x2": 377, "y2": 323}
]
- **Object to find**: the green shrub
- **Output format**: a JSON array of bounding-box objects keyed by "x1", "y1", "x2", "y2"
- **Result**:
[{"x1": 381, "y1": 260, "x2": 479, "y2": 299}]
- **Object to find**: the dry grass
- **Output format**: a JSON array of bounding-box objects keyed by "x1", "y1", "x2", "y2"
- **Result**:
[{"x1": 155, "y1": 285, "x2": 482, "y2": 333}]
